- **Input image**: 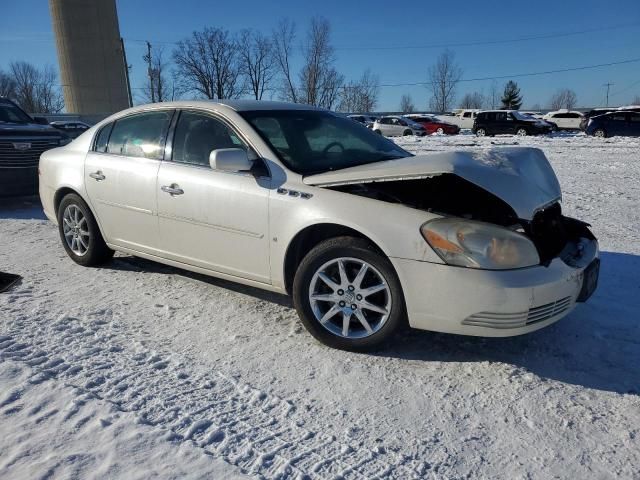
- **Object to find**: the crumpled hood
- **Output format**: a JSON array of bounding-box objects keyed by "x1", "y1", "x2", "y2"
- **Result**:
[{"x1": 303, "y1": 147, "x2": 562, "y2": 220}]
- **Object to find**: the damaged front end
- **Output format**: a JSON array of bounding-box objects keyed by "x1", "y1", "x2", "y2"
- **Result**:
[{"x1": 305, "y1": 148, "x2": 598, "y2": 292}]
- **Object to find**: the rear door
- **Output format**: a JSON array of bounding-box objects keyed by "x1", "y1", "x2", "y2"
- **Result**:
[
  {"x1": 84, "y1": 110, "x2": 173, "y2": 254},
  {"x1": 628, "y1": 112, "x2": 640, "y2": 136},
  {"x1": 156, "y1": 110, "x2": 271, "y2": 283}
]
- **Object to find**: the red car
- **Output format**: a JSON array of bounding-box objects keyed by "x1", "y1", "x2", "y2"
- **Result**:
[{"x1": 405, "y1": 115, "x2": 460, "y2": 135}]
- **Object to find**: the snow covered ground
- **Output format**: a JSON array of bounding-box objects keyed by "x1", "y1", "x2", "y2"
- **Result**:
[{"x1": 1, "y1": 133, "x2": 639, "y2": 479}]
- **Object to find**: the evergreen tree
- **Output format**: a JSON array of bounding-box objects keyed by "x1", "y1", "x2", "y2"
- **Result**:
[{"x1": 501, "y1": 80, "x2": 523, "y2": 109}]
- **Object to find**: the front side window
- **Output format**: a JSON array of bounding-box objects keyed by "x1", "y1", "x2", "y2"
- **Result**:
[
  {"x1": 171, "y1": 111, "x2": 255, "y2": 167},
  {"x1": 241, "y1": 110, "x2": 410, "y2": 175},
  {"x1": 629, "y1": 113, "x2": 640, "y2": 122},
  {"x1": 107, "y1": 111, "x2": 172, "y2": 159},
  {"x1": 610, "y1": 114, "x2": 626, "y2": 122}
]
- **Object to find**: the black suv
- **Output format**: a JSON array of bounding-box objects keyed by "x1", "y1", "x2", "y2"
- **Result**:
[
  {"x1": 0, "y1": 97, "x2": 67, "y2": 196},
  {"x1": 472, "y1": 110, "x2": 552, "y2": 137}
]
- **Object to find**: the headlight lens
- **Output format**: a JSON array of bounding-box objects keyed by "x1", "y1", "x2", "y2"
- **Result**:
[{"x1": 421, "y1": 218, "x2": 540, "y2": 270}]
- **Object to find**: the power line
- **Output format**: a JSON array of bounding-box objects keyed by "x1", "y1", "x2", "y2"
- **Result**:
[
  {"x1": 122, "y1": 22, "x2": 640, "y2": 52},
  {"x1": 373, "y1": 57, "x2": 640, "y2": 88}
]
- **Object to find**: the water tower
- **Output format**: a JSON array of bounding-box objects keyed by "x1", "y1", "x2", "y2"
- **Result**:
[{"x1": 49, "y1": 0, "x2": 131, "y2": 115}]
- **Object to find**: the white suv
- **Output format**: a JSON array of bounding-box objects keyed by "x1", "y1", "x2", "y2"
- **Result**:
[{"x1": 543, "y1": 110, "x2": 584, "y2": 130}]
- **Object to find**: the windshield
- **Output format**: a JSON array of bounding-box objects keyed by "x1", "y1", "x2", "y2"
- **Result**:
[
  {"x1": 241, "y1": 110, "x2": 410, "y2": 175},
  {"x1": 511, "y1": 111, "x2": 535, "y2": 121},
  {"x1": 0, "y1": 103, "x2": 34, "y2": 124}
]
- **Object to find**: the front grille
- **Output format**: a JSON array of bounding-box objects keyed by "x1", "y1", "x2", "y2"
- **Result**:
[
  {"x1": 0, "y1": 139, "x2": 59, "y2": 168},
  {"x1": 463, "y1": 296, "x2": 573, "y2": 329}
]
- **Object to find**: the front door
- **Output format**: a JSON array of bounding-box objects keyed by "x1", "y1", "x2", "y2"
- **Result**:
[
  {"x1": 156, "y1": 110, "x2": 271, "y2": 283},
  {"x1": 84, "y1": 110, "x2": 173, "y2": 254}
]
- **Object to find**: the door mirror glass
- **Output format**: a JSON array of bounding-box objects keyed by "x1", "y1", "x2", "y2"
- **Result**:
[{"x1": 209, "y1": 148, "x2": 253, "y2": 172}]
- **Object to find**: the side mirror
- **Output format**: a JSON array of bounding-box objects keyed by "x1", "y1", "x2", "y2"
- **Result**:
[
  {"x1": 33, "y1": 116, "x2": 49, "y2": 125},
  {"x1": 209, "y1": 148, "x2": 253, "y2": 172}
]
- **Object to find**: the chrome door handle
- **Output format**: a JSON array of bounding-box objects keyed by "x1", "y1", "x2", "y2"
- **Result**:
[
  {"x1": 161, "y1": 184, "x2": 184, "y2": 196},
  {"x1": 89, "y1": 171, "x2": 105, "y2": 181}
]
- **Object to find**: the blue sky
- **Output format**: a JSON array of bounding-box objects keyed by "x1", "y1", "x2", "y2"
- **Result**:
[{"x1": 1, "y1": 0, "x2": 639, "y2": 111}]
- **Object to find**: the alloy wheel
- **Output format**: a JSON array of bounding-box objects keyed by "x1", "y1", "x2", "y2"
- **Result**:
[
  {"x1": 308, "y1": 257, "x2": 392, "y2": 339},
  {"x1": 62, "y1": 204, "x2": 90, "y2": 256}
]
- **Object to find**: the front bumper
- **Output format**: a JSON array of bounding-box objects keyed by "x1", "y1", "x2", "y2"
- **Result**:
[
  {"x1": 0, "y1": 167, "x2": 38, "y2": 197},
  {"x1": 391, "y1": 247, "x2": 598, "y2": 337}
]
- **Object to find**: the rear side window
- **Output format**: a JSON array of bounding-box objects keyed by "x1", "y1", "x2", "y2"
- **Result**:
[
  {"x1": 107, "y1": 111, "x2": 173, "y2": 159},
  {"x1": 629, "y1": 113, "x2": 640, "y2": 122},
  {"x1": 610, "y1": 114, "x2": 626, "y2": 122},
  {"x1": 94, "y1": 122, "x2": 113, "y2": 153}
]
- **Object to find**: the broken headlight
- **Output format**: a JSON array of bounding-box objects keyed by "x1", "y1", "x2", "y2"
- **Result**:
[{"x1": 421, "y1": 218, "x2": 540, "y2": 270}]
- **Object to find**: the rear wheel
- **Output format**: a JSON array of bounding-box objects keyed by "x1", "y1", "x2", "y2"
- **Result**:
[
  {"x1": 293, "y1": 237, "x2": 405, "y2": 351},
  {"x1": 436, "y1": 127, "x2": 444, "y2": 134},
  {"x1": 476, "y1": 128, "x2": 486, "y2": 137},
  {"x1": 373, "y1": 129, "x2": 382, "y2": 135},
  {"x1": 57, "y1": 193, "x2": 113, "y2": 266},
  {"x1": 403, "y1": 129, "x2": 412, "y2": 136},
  {"x1": 593, "y1": 128, "x2": 607, "y2": 138},
  {"x1": 516, "y1": 128, "x2": 528, "y2": 136}
]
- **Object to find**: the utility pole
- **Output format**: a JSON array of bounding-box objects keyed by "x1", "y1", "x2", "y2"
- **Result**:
[
  {"x1": 144, "y1": 41, "x2": 155, "y2": 103},
  {"x1": 120, "y1": 38, "x2": 133, "y2": 107},
  {"x1": 603, "y1": 82, "x2": 614, "y2": 107}
]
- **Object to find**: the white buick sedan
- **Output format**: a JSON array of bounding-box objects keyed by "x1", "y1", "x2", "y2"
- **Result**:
[{"x1": 39, "y1": 101, "x2": 599, "y2": 350}]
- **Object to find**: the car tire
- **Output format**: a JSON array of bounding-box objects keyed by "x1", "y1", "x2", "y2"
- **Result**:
[
  {"x1": 373, "y1": 129, "x2": 382, "y2": 135},
  {"x1": 516, "y1": 128, "x2": 528, "y2": 136},
  {"x1": 593, "y1": 128, "x2": 607, "y2": 138},
  {"x1": 292, "y1": 236, "x2": 405, "y2": 351},
  {"x1": 403, "y1": 129, "x2": 412, "y2": 136},
  {"x1": 476, "y1": 128, "x2": 486, "y2": 137},
  {"x1": 436, "y1": 127, "x2": 444, "y2": 134},
  {"x1": 57, "y1": 193, "x2": 114, "y2": 267}
]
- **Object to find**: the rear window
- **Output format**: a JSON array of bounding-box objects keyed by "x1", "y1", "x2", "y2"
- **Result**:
[
  {"x1": 107, "y1": 111, "x2": 173, "y2": 159},
  {"x1": 94, "y1": 122, "x2": 113, "y2": 153}
]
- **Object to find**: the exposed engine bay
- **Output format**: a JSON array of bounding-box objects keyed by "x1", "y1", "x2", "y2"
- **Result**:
[{"x1": 329, "y1": 174, "x2": 596, "y2": 266}]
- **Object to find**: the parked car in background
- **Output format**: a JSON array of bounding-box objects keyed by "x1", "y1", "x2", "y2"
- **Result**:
[
  {"x1": 580, "y1": 108, "x2": 617, "y2": 131},
  {"x1": 543, "y1": 110, "x2": 584, "y2": 130},
  {"x1": 372, "y1": 116, "x2": 426, "y2": 136},
  {"x1": 473, "y1": 110, "x2": 553, "y2": 137},
  {"x1": 521, "y1": 111, "x2": 545, "y2": 119},
  {"x1": 0, "y1": 97, "x2": 68, "y2": 196},
  {"x1": 347, "y1": 115, "x2": 377, "y2": 128},
  {"x1": 50, "y1": 120, "x2": 92, "y2": 138},
  {"x1": 440, "y1": 109, "x2": 480, "y2": 129},
  {"x1": 405, "y1": 114, "x2": 460, "y2": 135},
  {"x1": 39, "y1": 100, "x2": 599, "y2": 350},
  {"x1": 585, "y1": 111, "x2": 640, "y2": 138}
]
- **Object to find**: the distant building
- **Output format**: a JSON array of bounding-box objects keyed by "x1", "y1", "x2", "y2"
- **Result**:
[{"x1": 49, "y1": 0, "x2": 131, "y2": 115}]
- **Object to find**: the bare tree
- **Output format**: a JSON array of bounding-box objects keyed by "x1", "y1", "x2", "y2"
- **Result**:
[
  {"x1": 488, "y1": 80, "x2": 500, "y2": 109},
  {"x1": 239, "y1": 29, "x2": 276, "y2": 100},
  {"x1": 173, "y1": 27, "x2": 244, "y2": 100},
  {"x1": 529, "y1": 103, "x2": 542, "y2": 111},
  {"x1": 272, "y1": 18, "x2": 298, "y2": 102},
  {"x1": 549, "y1": 88, "x2": 577, "y2": 110},
  {"x1": 10, "y1": 61, "x2": 64, "y2": 113},
  {"x1": 459, "y1": 91, "x2": 484, "y2": 109},
  {"x1": 142, "y1": 44, "x2": 173, "y2": 103},
  {"x1": 427, "y1": 49, "x2": 462, "y2": 113},
  {"x1": 338, "y1": 69, "x2": 379, "y2": 113},
  {"x1": 0, "y1": 69, "x2": 17, "y2": 99},
  {"x1": 399, "y1": 94, "x2": 415, "y2": 113},
  {"x1": 299, "y1": 17, "x2": 343, "y2": 108}
]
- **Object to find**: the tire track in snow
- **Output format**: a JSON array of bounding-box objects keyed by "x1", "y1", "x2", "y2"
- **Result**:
[{"x1": 0, "y1": 305, "x2": 426, "y2": 479}]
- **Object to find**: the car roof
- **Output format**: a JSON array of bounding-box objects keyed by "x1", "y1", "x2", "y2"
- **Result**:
[{"x1": 141, "y1": 99, "x2": 323, "y2": 112}]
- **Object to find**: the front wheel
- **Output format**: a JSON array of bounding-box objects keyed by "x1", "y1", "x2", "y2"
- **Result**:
[
  {"x1": 436, "y1": 127, "x2": 444, "y2": 134},
  {"x1": 293, "y1": 237, "x2": 405, "y2": 351},
  {"x1": 593, "y1": 128, "x2": 607, "y2": 138},
  {"x1": 516, "y1": 128, "x2": 528, "y2": 136},
  {"x1": 476, "y1": 128, "x2": 486, "y2": 137},
  {"x1": 373, "y1": 129, "x2": 382, "y2": 135},
  {"x1": 403, "y1": 129, "x2": 413, "y2": 136},
  {"x1": 57, "y1": 193, "x2": 114, "y2": 266}
]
